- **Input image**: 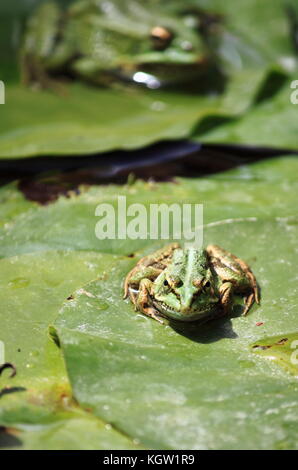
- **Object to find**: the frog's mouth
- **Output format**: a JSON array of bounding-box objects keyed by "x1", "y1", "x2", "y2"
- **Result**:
[{"x1": 152, "y1": 299, "x2": 216, "y2": 322}]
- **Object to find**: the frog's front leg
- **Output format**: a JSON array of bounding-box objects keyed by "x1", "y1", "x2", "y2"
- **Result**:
[
  {"x1": 136, "y1": 278, "x2": 165, "y2": 324},
  {"x1": 207, "y1": 244, "x2": 260, "y2": 315},
  {"x1": 123, "y1": 265, "x2": 163, "y2": 300},
  {"x1": 218, "y1": 281, "x2": 234, "y2": 314},
  {"x1": 123, "y1": 243, "x2": 180, "y2": 299}
]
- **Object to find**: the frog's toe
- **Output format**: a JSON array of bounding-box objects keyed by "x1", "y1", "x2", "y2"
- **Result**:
[
  {"x1": 219, "y1": 282, "x2": 233, "y2": 313},
  {"x1": 243, "y1": 292, "x2": 256, "y2": 315}
]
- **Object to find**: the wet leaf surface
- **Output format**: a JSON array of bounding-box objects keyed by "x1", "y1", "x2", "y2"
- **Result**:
[
  {"x1": 53, "y1": 213, "x2": 298, "y2": 449},
  {"x1": 0, "y1": 250, "x2": 141, "y2": 449},
  {"x1": 0, "y1": 156, "x2": 294, "y2": 449},
  {"x1": 0, "y1": 156, "x2": 297, "y2": 258}
]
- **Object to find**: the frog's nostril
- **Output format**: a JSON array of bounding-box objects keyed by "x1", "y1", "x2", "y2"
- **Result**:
[{"x1": 181, "y1": 40, "x2": 193, "y2": 51}]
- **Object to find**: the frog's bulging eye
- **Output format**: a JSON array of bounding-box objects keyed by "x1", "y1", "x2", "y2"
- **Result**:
[
  {"x1": 163, "y1": 280, "x2": 169, "y2": 286},
  {"x1": 204, "y1": 281, "x2": 211, "y2": 288},
  {"x1": 150, "y1": 26, "x2": 173, "y2": 50}
]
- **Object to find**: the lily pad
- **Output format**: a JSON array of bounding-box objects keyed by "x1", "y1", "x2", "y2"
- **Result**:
[
  {"x1": 0, "y1": 155, "x2": 297, "y2": 449},
  {"x1": 53, "y1": 214, "x2": 298, "y2": 449},
  {"x1": 0, "y1": 155, "x2": 297, "y2": 258},
  {"x1": 0, "y1": 68, "x2": 272, "y2": 158},
  {"x1": 0, "y1": 181, "x2": 36, "y2": 227},
  {"x1": 0, "y1": 250, "x2": 141, "y2": 449},
  {"x1": 194, "y1": 76, "x2": 298, "y2": 148}
]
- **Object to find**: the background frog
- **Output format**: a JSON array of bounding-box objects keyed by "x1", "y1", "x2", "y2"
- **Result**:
[{"x1": 20, "y1": 0, "x2": 228, "y2": 89}]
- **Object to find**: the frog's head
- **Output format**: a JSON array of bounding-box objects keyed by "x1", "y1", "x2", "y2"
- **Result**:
[
  {"x1": 90, "y1": 2, "x2": 218, "y2": 88},
  {"x1": 152, "y1": 248, "x2": 219, "y2": 321},
  {"x1": 131, "y1": 17, "x2": 211, "y2": 87}
]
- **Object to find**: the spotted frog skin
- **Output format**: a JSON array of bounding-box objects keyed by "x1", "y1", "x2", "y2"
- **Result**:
[{"x1": 124, "y1": 243, "x2": 259, "y2": 324}]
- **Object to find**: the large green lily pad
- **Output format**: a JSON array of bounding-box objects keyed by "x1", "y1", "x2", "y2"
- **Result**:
[
  {"x1": 194, "y1": 76, "x2": 298, "y2": 147},
  {"x1": 0, "y1": 68, "x2": 276, "y2": 158},
  {"x1": 0, "y1": 250, "x2": 141, "y2": 449},
  {"x1": 0, "y1": 182, "x2": 36, "y2": 226},
  {"x1": 52, "y1": 215, "x2": 298, "y2": 449},
  {"x1": 0, "y1": 155, "x2": 297, "y2": 449},
  {"x1": 0, "y1": 155, "x2": 297, "y2": 258}
]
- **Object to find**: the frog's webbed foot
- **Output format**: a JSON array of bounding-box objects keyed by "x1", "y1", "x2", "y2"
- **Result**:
[
  {"x1": 220, "y1": 280, "x2": 259, "y2": 316},
  {"x1": 232, "y1": 256, "x2": 260, "y2": 315},
  {"x1": 232, "y1": 255, "x2": 260, "y2": 307},
  {"x1": 136, "y1": 278, "x2": 165, "y2": 324}
]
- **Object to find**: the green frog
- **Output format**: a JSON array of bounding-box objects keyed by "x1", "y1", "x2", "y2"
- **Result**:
[
  {"x1": 124, "y1": 243, "x2": 259, "y2": 324},
  {"x1": 20, "y1": 0, "x2": 225, "y2": 89}
]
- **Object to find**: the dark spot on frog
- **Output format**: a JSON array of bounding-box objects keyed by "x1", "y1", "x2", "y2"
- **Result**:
[
  {"x1": 67, "y1": 294, "x2": 74, "y2": 300},
  {"x1": 127, "y1": 253, "x2": 136, "y2": 258}
]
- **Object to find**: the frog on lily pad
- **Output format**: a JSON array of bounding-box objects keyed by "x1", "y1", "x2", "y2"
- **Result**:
[
  {"x1": 124, "y1": 243, "x2": 260, "y2": 324},
  {"x1": 20, "y1": 0, "x2": 229, "y2": 90}
]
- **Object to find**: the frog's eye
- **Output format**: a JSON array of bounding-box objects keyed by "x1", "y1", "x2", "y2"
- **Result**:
[
  {"x1": 203, "y1": 281, "x2": 214, "y2": 295},
  {"x1": 163, "y1": 279, "x2": 169, "y2": 286},
  {"x1": 150, "y1": 26, "x2": 173, "y2": 50}
]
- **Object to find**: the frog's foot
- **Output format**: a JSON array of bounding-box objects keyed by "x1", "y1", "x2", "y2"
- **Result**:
[
  {"x1": 219, "y1": 281, "x2": 233, "y2": 314},
  {"x1": 233, "y1": 257, "x2": 260, "y2": 307},
  {"x1": 136, "y1": 278, "x2": 164, "y2": 324},
  {"x1": 21, "y1": 54, "x2": 66, "y2": 94},
  {"x1": 207, "y1": 244, "x2": 260, "y2": 314},
  {"x1": 243, "y1": 292, "x2": 256, "y2": 316},
  {"x1": 140, "y1": 307, "x2": 165, "y2": 324}
]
